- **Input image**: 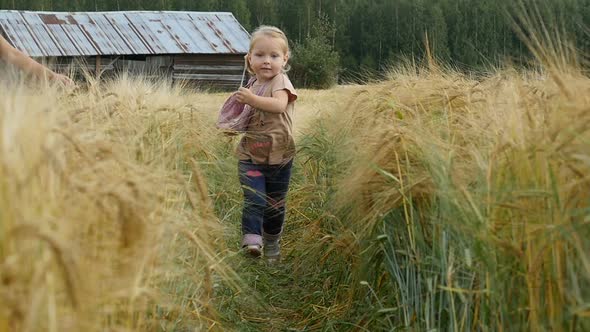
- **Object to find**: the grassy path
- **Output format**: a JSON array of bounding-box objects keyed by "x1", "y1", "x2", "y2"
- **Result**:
[
  {"x1": 207, "y1": 86, "x2": 367, "y2": 331},
  {"x1": 213, "y1": 246, "x2": 308, "y2": 331},
  {"x1": 210, "y1": 168, "x2": 327, "y2": 332},
  {"x1": 212, "y1": 210, "x2": 357, "y2": 332}
]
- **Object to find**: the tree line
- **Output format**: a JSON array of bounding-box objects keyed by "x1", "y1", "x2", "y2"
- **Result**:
[{"x1": 2, "y1": 0, "x2": 589, "y2": 86}]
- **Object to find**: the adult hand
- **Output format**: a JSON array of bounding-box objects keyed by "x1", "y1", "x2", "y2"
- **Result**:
[
  {"x1": 235, "y1": 87, "x2": 254, "y2": 105},
  {"x1": 52, "y1": 73, "x2": 75, "y2": 87}
]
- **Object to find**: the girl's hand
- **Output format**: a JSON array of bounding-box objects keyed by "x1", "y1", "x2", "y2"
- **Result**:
[{"x1": 236, "y1": 87, "x2": 254, "y2": 105}]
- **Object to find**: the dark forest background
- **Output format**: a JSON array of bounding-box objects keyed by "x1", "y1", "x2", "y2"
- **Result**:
[{"x1": 2, "y1": 0, "x2": 588, "y2": 87}]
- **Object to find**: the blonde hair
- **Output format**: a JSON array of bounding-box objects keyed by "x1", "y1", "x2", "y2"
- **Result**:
[{"x1": 245, "y1": 25, "x2": 291, "y2": 75}]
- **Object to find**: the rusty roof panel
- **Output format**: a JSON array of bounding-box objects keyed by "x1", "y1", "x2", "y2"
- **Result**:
[
  {"x1": 192, "y1": 16, "x2": 226, "y2": 53},
  {"x1": 91, "y1": 14, "x2": 133, "y2": 54},
  {"x1": 144, "y1": 12, "x2": 184, "y2": 53},
  {"x1": 63, "y1": 24, "x2": 96, "y2": 55},
  {"x1": 184, "y1": 18, "x2": 215, "y2": 53},
  {"x1": 47, "y1": 25, "x2": 79, "y2": 56},
  {"x1": 124, "y1": 13, "x2": 167, "y2": 54},
  {"x1": 157, "y1": 13, "x2": 191, "y2": 53},
  {"x1": 105, "y1": 13, "x2": 151, "y2": 54},
  {"x1": 221, "y1": 15, "x2": 251, "y2": 52},
  {"x1": 0, "y1": 18, "x2": 42, "y2": 56},
  {"x1": 20, "y1": 12, "x2": 63, "y2": 56},
  {"x1": 191, "y1": 15, "x2": 237, "y2": 53},
  {"x1": 2, "y1": 16, "x2": 34, "y2": 55},
  {"x1": 0, "y1": 10, "x2": 250, "y2": 57}
]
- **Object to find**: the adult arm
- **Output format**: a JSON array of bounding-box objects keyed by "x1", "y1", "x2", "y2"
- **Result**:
[{"x1": 0, "y1": 35, "x2": 73, "y2": 85}]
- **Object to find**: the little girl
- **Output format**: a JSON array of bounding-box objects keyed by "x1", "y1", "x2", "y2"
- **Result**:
[{"x1": 233, "y1": 26, "x2": 297, "y2": 259}]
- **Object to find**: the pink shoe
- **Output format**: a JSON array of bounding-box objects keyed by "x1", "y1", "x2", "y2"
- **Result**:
[{"x1": 242, "y1": 234, "x2": 262, "y2": 258}]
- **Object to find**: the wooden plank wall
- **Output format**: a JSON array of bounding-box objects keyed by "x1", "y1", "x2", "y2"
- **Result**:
[
  {"x1": 39, "y1": 54, "x2": 247, "y2": 90},
  {"x1": 173, "y1": 54, "x2": 246, "y2": 90}
]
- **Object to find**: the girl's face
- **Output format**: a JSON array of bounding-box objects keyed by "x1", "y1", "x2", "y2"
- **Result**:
[{"x1": 247, "y1": 36, "x2": 288, "y2": 83}]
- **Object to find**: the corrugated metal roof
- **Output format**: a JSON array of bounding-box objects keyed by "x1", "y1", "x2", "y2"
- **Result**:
[{"x1": 0, "y1": 10, "x2": 250, "y2": 57}]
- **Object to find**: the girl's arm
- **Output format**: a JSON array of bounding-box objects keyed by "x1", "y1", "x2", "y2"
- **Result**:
[
  {"x1": 236, "y1": 87, "x2": 289, "y2": 113},
  {"x1": 0, "y1": 35, "x2": 73, "y2": 85}
]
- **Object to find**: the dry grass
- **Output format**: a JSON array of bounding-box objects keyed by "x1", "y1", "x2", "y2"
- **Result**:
[
  {"x1": 289, "y1": 63, "x2": 590, "y2": 330},
  {"x1": 0, "y1": 73, "x2": 359, "y2": 332},
  {"x1": 1, "y1": 56, "x2": 589, "y2": 331},
  {"x1": 0, "y1": 76, "x2": 232, "y2": 332}
]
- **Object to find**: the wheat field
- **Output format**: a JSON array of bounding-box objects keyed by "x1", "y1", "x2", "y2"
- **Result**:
[{"x1": 0, "y1": 58, "x2": 589, "y2": 331}]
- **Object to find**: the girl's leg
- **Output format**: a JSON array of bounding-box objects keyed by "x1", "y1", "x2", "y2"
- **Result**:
[
  {"x1": 238, "y1": 161, "x2": 267, "y2": 248},
  {"x1": 263, "y1": 159, "x2": 293, "y2": 235}
]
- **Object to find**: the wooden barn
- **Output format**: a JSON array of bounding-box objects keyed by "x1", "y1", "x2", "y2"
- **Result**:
[{"x1": 0, "y1": 10, "x2": 250, "y2": 90}]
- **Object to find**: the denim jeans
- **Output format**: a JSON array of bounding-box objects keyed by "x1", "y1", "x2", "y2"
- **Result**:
[{"x1": 238, "y1": 159, "x2": 293, "y2": 236}]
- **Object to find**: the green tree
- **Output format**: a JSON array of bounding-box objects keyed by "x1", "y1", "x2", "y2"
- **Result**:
[
  {"x1": 247, "y1": 0, "x2": 278, "y2": 27},
  {"x1": 290, "y1": 15, "x2": 339, "y2": 88},
  {"x1": 3, "y1": 0, "x2": 590, "y2": 79}
]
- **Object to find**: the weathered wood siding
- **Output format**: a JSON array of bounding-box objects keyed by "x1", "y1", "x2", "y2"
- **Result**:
[
  {"x1": 173, "y1": 54, "x2": 246, "y2": 90},
  {"x1": 41, "y1": 54, "x2": 246, "y2": 90}
]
